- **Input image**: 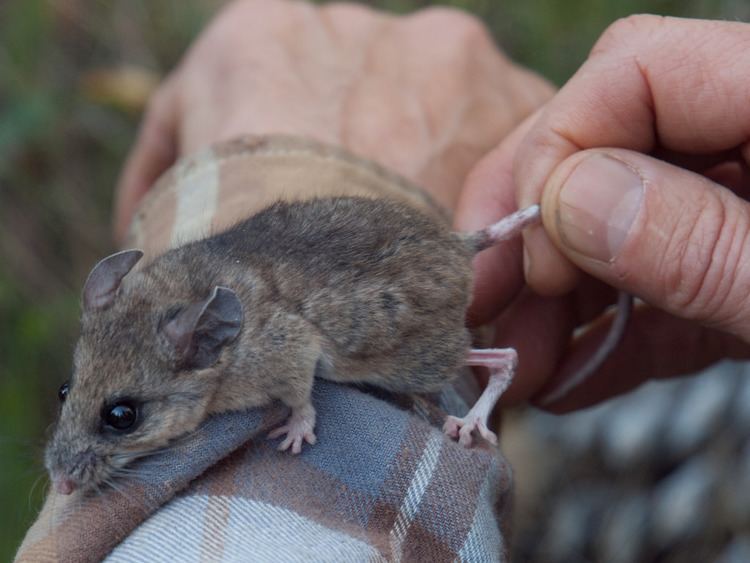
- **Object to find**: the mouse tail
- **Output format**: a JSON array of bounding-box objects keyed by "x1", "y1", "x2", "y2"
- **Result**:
[
  {"x1": 538, "y1": 291, "x2": 634, "y2": 405},
  {"x1": 456, "y1": 203, "x2": 634, "y2": 407},
  {"x1": 464, "y1": 204, "x2": 541, "y2": 253}
]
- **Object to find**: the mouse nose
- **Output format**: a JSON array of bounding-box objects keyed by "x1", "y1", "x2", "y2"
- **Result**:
[{"x1": 54, "y1": 477, "x2": 77, "y2": 495}]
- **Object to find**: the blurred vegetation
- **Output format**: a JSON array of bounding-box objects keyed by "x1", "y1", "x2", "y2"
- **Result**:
[{"x1": 0, "y1": 0, "x2": 747, "y2": 559}]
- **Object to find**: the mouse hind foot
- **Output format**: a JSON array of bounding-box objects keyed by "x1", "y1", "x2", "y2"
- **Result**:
[
  {"x1": 268, "y1": 402, "x2": 317, "y2": 454},
  {"x1": 443, "y1": 348, "x2": 517, "y2": 447}
]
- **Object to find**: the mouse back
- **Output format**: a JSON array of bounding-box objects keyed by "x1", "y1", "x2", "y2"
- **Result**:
[{"x1": 212, "y1": 197, "x2": 475, "y2": 357}]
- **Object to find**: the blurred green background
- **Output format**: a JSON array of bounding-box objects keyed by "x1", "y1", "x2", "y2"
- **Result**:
[{"x1": 1, "y1": 0, "x2": 747, "y2": 559}]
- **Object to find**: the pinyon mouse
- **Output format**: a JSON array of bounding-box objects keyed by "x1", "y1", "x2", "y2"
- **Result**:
[{"x1": 45, "y1": 196, "x2": 628, "y2": 495}]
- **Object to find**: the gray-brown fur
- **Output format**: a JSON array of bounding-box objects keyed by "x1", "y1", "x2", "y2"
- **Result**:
[{"x1": 46, "y1": 197, "x2": 477, "y2": 492}]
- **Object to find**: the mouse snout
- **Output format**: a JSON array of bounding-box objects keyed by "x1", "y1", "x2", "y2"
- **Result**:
[{"x1": 47, "y1": 447, "x2": 99, "y2": 495}]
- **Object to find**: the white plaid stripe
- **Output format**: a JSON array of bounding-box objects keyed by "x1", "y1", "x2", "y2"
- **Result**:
[
  {"x1": 109, "y1": 495, "x2": 387, "y2": 562},
  {"x1": 170, "y1": 148, "x2": 220, "y2": 247},
  {"x1": 389, "y1": 432, "x2": 444, "y2": 561},
  {"x1": 106, "y1": 496, "x2": 209, "y2": 562},
  {"x1": 458, "y1": 465, "x2": 505, "y2": 563}
]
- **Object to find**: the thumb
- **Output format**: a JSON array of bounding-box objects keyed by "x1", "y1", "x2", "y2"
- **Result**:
[{"x1": 541, "y1": 148, "x2": 750, "y2": 340}]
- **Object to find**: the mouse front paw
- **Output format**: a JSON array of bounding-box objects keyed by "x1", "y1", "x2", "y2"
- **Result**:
[
  {"x1": 443, "y1": 415, "x2": 498, "y2": 448},
  {"x1": 268, "y1": 404, "x2": 317, "y2": 454}
]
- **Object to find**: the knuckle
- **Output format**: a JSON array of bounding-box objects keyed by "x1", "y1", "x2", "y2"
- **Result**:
[
  {"x1": 660, "y1": 189, "x2": 720, "y2": 312},
  {"x1": 704, "y1": 207, "x2": 750, "y2": 331},
  {"x1": 220, "y1": 0, "x2": 278, "y2": 20},
  {"x1": 660, "y1": 190, "x2": 750, "y2": 324},
  {"x1": 412, "y1": 7, "x2": 494, "y2": 48},
  {"x1": 322, "y1": 2, "x2": 375, "y2": 20},
  {"x1": 592, "y1": 14, "x2": 665, "y2": 56}
]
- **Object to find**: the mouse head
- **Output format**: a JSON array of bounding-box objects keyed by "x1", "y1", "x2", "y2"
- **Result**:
[{"x1": 45, "y1": 250, "x2": 243, "y2": 495}]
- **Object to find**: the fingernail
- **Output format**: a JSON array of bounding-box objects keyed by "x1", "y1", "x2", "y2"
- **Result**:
[{"x1": 556, "y1": 154, "x2": 644, "y2": 262}]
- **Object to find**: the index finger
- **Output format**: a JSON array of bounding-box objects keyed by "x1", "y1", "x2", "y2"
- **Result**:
[{"x1": 515, "y1": 15, "x2": 750, "y2": 292}]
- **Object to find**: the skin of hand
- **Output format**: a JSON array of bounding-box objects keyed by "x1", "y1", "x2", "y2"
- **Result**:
[
  {"x1": 456, "y1": 15, "x2": 750, "y2": 412},
  {"x1": 113, "y1": 0, "x2": 553, "y2": 242}
]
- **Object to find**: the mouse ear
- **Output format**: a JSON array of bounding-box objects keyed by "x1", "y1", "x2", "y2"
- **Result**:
[
  {"x1": 83, "y1": 249, "x2": 143, "y2": 310},
  {"x1": 163, "y1": 286, "x2": 243, "y2": 369}
]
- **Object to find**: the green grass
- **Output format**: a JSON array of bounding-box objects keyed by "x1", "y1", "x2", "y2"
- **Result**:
[{"x1": 0, "y1": 0, "x2": 746, "y2": 559}]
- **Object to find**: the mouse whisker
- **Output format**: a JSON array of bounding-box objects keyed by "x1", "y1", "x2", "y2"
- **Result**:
[
  {"x1": 102, "y1": 477, "x2": 156, "y2": 513},
  {"x1": 27, "y1": 472, "x2": 48, "y2": 511},
  {"x1": 111, "y1": 444, "x2": 175, "y2": 460},
  {"x1": 110, "y1": 466, "x2": 149, "y2": 475},
  {"x1": 101, "y1": 477, "x2": 131, "y2": 500},
  {"x1": 110, "y1": 467, "x2": 160, "y2": 481},
  {"x1": 92, "y1": 481, "x2": 104, "y2": 499},
  {"x1": 109, "y1": 446, "x2": 182, "y2": 472}
]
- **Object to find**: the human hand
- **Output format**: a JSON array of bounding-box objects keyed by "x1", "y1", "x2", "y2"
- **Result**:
[
  {"x1": 113, "y1": 0, "x2": 552, "y2": 241},
  {"x1": 456, "y1": 15, "x2": 750, "y2": 411}
]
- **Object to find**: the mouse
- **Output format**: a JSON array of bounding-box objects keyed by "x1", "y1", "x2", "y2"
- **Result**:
[{"x1": 45, "y1": 196, "x2": 631, "y2": 495}]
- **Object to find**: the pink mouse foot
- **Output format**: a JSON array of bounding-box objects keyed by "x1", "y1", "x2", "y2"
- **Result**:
[
  {"x1": 268, "y1": 404, "x2": 317, "y2": 454},
  {"x1": 443, "y1": 415, "x2": 498, "y2": 448}
]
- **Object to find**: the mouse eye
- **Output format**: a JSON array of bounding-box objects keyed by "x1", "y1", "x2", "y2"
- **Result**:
[
  {"x1": 58, "y1": 382, "x2": 70, "y2": 403},
  {"x1": 102, "y1": 402, "x2": 138, "y2": 432}
]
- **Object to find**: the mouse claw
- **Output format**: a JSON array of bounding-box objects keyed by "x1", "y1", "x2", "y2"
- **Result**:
[
  {"x1": 443, "y1": 415, "x2": 498, "y2": 448},
  {"x1": 268, "y1": 404, "x2": 317, "y2": 454},
  {"x1": 267, "y1": 426, "x2": 289, "y2": 440},
  {"x1": 277, "y1": 431, "x2": 316, "y2": 454},
  {"x1": 271, "y1": 427, "x2": 316, "y2": 454}
]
